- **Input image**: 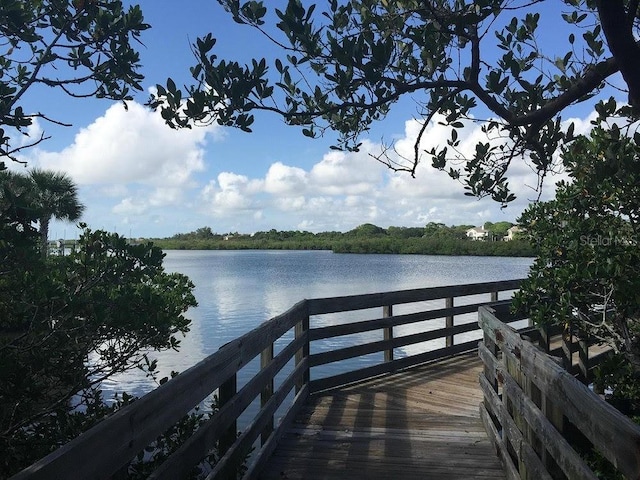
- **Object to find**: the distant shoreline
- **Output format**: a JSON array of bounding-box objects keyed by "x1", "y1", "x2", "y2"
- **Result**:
[
  {"x1": 151, "y1": 238, "x2": 535, "y2": 257},
  {"x1": 150, "y1": 223, "x2": 535, "y2": 257}
]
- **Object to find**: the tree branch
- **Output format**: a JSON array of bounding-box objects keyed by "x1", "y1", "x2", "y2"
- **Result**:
[
  {"x1": 597, "y1": 0, "x2": 640, "y2": 113},
  {"x1": 470, "y1": 55, "x2": 619, "y2": 126}
]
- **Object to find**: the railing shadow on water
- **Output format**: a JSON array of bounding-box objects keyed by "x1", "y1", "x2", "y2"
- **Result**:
[
  {"x1": 479, "y1": 304, "x2": 640, "y2": 480},
  {"x1": 12, "y1": 279, "x2": 524, "y2": 480}
]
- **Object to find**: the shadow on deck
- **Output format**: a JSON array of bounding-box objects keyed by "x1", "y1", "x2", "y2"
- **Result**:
[{"x1": 258, "y1": 352, "x2": 504, "y2": 480}]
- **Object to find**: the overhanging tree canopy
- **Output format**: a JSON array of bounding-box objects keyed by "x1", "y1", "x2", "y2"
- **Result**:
[
  {"x1": 150, "y1": 0, "x2": 640, "y2": 203},
  {"x1": 0, "y1": 0, "x2": 149, "y2": 168}
]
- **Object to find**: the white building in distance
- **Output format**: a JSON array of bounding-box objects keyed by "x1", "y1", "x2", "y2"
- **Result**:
[{"x1": 466, "y1": 226, "x2": 490, "y2": 241}]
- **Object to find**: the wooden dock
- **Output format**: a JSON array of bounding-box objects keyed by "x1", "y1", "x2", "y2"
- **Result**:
[
  {"x1": 258, "y1": 352, "x2": 505, "y2": 480},
  {"x1": 15, "y1": 279, "x2": 639, "y2": 480}
]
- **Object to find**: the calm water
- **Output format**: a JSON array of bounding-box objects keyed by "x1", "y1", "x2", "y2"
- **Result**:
[{"x1": 102, "y1": 250, "x2": 532, "y2": 399}]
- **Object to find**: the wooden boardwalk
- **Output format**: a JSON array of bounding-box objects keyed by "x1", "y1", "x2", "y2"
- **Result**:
[
  {"x1": 18, "y1": 281, "x2": 633, "y2": 480},
  {"x1": 257, "y1": 352, "x2": 505, "y2": 480}
]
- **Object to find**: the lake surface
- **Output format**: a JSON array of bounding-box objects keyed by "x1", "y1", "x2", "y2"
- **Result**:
[{"x1": 102, "y1": 250, "x2": 532, "y2": 399}]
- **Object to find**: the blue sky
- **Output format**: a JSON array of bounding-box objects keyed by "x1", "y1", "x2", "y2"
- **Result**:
[{"x1": 10, "y1": 2, "x2": 620, "y2": 239}]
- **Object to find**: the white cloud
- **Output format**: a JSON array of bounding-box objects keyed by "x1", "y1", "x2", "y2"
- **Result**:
[
  {"x1": 113, "y1": 197, "x2": 147, "y2": 216},
  {"x1": 33, "y1": 101, "x2": 215, "y2": 187},
  {"x1": 32, "y1": 99, "x2": 605, "y2": 237},
  {"x1": 274, "y1": 195, "x2": 306, "y2": 211},
  {"x1": 309, "y1": 140, "x2": 385, "y2": 195},
  {"x1": 564, "y1": 111, "x2": 599, "y2": 136},
  {"x1": 200, "y1": 172, "x2": 262, "y2": 215},
  {"x1": 149, "y1": 187, "x2": 183, "y2": 207},
  {"x1": 264, "y1": 162, "x2": 307, "y2": 194},
  {"x1": 109, "y1": 186, "x2": 186, "y2": 216},
  {"x1": 187, "y1": 113, "x2": 574, "y2": 232},
  {"x1": 298, "y1": 219, "x2": 315, "y2": 230},
  {"x1": 389, "y1": 114, "x2": 574, "y2": 207}
]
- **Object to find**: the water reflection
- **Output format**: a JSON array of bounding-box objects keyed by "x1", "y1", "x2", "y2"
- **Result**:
[{"x1": 104, "y1": 251, "x2": 532, "y2": 400}]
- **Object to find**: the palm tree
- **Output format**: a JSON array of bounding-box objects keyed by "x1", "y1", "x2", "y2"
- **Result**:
[
  {"x1": 27, "y1": 169, "x2": 85, "y2": 257},
  {"x1": 0, "y1": 169, "x2": 39, "y2": 232}
]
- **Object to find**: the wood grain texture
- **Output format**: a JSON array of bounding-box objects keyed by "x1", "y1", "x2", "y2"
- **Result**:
[
  {"x1": 256, "y1": 352, "x2": 505, "y2": 480},
  {"x1": 479, "y1": 306, "x2": 640, "y2": 480}
]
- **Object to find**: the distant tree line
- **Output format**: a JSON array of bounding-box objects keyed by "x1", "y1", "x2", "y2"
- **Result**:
[{"x1": 152, "y1": 222, "x2": 534, "y2": 257}]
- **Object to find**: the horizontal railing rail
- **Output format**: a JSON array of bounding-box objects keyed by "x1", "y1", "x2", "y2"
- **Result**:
[
  {"x1": 478, "y1": 304, "x2": 640, "y2": 480},
  {"x1": 13, "y1": 278, "x2": 525, "y2": 480},
  {"x1": 306, "y1": 279, "x2": 524, "y2": 393},
  {"x1": 486, "y1": 302, "x2": 612, "y2": 385},
  {"x1": 12, "y1": 300, "x2": 311, "y2": 480}
]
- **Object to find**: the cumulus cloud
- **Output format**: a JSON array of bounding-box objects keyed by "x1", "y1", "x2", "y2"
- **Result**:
[
  {"x1": 33, "y1": 101, "x2": 216, "y2": 187},
  {"x1": 113, "y1": 197, "x2": 147, "y2": 216},
  {"x1": 13, "y1": 100, "x2": 227, "y2": 236},
  {"x1": 273, "y1": 195, "x2": 306, "y2": 211},
  {"x1": 192, "y1": 112, "x2": 578, "y2": 232},
  {"x1": 26, "y1": 97, "x2": 602, "y2": 236},
  {"x1": 200, "y1": 172, "x2": 262, "y2": 215},
  {"x1": 309, "y1": 140, "x2": 386, "y2": 195},
  {"x1": 264, "y1": 162, "x2": 307, "y2": 194}
]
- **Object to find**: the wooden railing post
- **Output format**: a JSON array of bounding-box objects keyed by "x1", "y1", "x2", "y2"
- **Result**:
[
  {"x1": 383, "y1": 304, "x2": 394, "y2": 362},
  {"x1": 260, "y1": 343, "x2": 274, "y2": 445},
  {"x1": 542, "y1": 393, "x2": 565, "y2": 478},
  {"x1": 490, "y1": 290, "x2": 499, "y2": 302},
  {"x1": 295, "y1": 312, "x2": 310, "y2": 393},
  {"x1": 577, "y1": 333, "x2": 589, "y2": 384},
  {"x1": 527, "y1": 381, "x2": 546, "y2": 466},
  {"x1": 445, "y1": 297, "x2": 454, "y2": 347},
  {"x1": 504, "y1": 350, "x2": 528, "y2": 478},
  {"x1": 482, "y1": 330, "x2": 499, "y2": 418},
  {"x1": 538, "y1": 324, "x2": 550, "y2": 353},
  {"x1": 218, "y1": 373, "x2": 237, "y2": 456},
  {"x1": 561, "y1": 322, "x2": 572, "y2": 371}
]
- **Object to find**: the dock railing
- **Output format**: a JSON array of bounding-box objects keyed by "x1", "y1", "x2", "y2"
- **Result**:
[
  {"x1": 13, "y1": 279, "x2": 523, "y2": 480},
  {"x1": 479, "y1": 304, "x2": 640, "y2": 480}
]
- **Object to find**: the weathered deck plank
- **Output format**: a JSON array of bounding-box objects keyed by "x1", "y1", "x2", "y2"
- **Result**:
[{"x1": 256, "y1": 352, "x2": 504, "y2": 480}]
